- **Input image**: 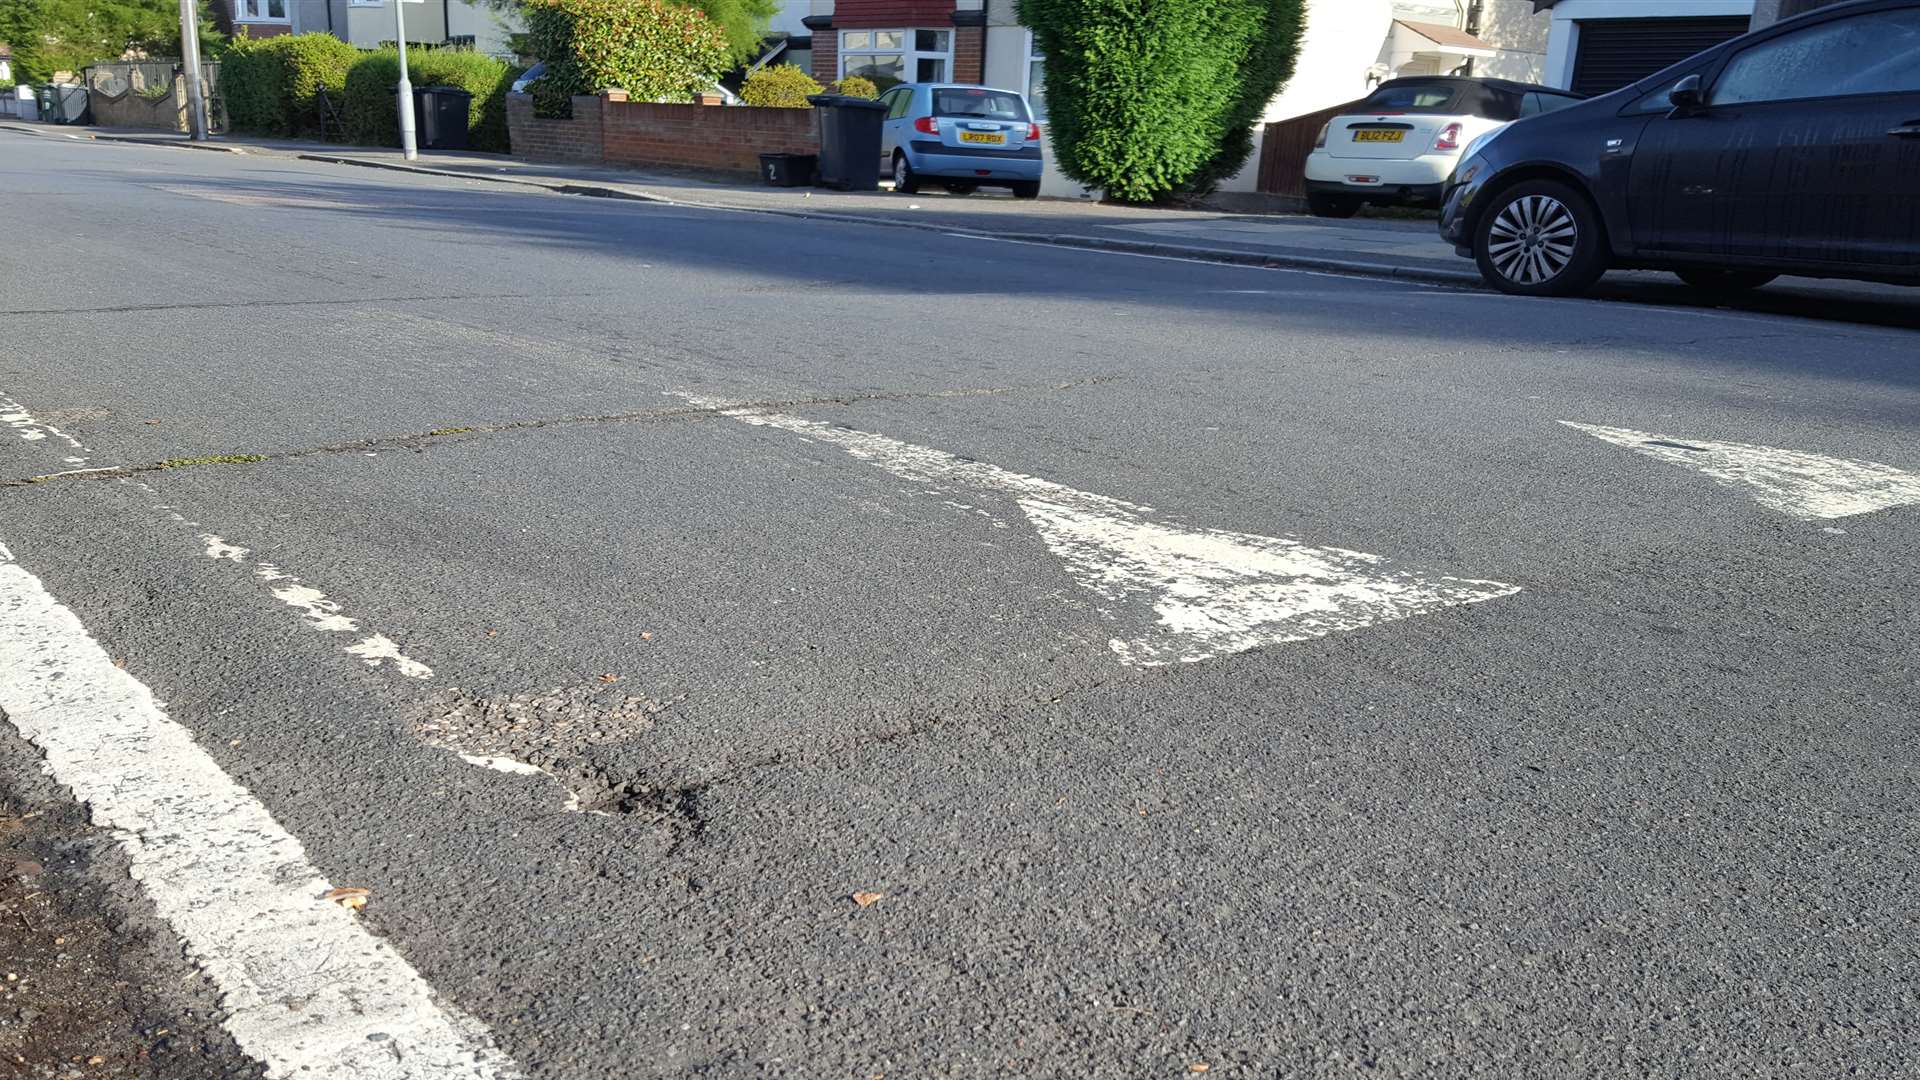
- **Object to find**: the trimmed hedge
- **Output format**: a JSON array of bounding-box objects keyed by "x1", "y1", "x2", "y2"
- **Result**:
[
  {"x1": 740, "y1": 64, "x2": 819, "y2": 108},
  {"x1": 222, "y1": 32, "x2": 362, "y2": 137},
  {"x1": 522, "y1": 0, "x2": 728, "y2": 117},
  {"x1": 1018, "y1": 0, "x2": 1305, "y2": 202},
  {"x1": 343, "y1": 49, "x2": 519, "y2": 152}
]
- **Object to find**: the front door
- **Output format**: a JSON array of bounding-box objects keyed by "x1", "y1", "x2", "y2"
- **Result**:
[{"x1": 1630, "y1": 6, "x2": 1920, "y2": 267}]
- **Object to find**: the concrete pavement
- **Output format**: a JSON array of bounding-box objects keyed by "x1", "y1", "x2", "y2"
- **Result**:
[{"x1": 2, "y1": 130, "x2": 1917, "y2": 1078}]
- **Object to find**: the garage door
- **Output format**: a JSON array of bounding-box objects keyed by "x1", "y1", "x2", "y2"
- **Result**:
[{"x1": 1569, "y1": 17, "x2": 1753, "y2": 96}]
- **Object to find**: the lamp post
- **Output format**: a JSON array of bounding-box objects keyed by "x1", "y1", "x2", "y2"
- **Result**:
[
  {"x1": 177, "y1": 0, "x2": 207, "y2": 140},
  {"x1": 394, "y1": 0, "x2": 418, "y2": 159}
]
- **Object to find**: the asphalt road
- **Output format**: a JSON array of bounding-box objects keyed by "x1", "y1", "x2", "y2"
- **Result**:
[{"x1": 2, "y1": 131, "x2": 1917, "y2": 1079}]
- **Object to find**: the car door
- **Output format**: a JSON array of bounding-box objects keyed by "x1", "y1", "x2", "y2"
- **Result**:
[
  {"x1": 877, "y1": 87, "x2": 913, "y2": 169},
  {"x1": 1629, "y1": 5, "x2": 1920, "y2": 266}
]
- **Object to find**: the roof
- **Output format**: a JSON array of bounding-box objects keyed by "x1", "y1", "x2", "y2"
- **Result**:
[{"x1": 1393, "y1": 19, "x2": 1497, "y2": 52}]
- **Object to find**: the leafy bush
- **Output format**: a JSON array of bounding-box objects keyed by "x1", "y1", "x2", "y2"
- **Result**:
[
  {"x1": 681, "y1": 0, "x2": 780, "y2": 66},
  {"x1": 521, "y1": 0, "x2": 728, "y2": 117},
  {"x1": 343, "y1": 48, "x2": 519, "y2": 152},
  {"x1": 1018, "y1": 0, "x2": 1305, "y2": 202},
  {"x1": 826, "y1": 75, "x2": 878, "y2": 99},
  {"x1": 221, "y1": 32, "x2": 361, "y2": 137},
  {"x1": 740, "y1": 64, "x2": 819, "y2": 108}
]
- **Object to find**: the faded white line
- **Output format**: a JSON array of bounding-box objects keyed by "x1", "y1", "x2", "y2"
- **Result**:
[
  {"x1": 202, "y1": 534, "x2": 250, "y2": 562},
  {"x1": 458, "y1": 754, "x2": 547, "y2": 777},
  {"x1": 675, "y1": 392, "x2": 1518, "y2": 665},
  {"x1": 0, "y1": 546, "x2": 521, "y2": 1079},
  {"x1": 1563, "y1": 421, "x2": 1920, "y2": 521},
  {"x1": 0, "y1": 390, "x2": 91, "y2": 465}
]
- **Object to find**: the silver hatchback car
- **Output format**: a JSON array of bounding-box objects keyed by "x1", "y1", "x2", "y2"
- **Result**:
[{"x1": 875, "y1": 83, "x2": 1044, "y2": 198}]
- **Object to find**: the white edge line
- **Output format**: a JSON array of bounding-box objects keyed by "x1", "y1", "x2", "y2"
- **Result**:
[{"x1": 0, "y1": 550, "x2": 519, "y2": 1079}]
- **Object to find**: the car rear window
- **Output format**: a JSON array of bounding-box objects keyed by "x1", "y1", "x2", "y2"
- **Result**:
[
  {"x1": 1358, "y1": 81, "x2": 1522, "y2": 121},
  {"x1": 933, "y1": 88, "x2": 1030, "y2": 122}
]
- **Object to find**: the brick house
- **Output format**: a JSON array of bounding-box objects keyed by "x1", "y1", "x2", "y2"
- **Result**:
[
  {"x1": 226, "y1": 0, "x2": 519, "y2": 57},
  {"x1": 799, "y1": 0, "x2": 990, "y2": 90}
]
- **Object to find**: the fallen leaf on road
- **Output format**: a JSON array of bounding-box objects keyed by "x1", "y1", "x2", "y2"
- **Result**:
[
  {"x1": 599, "y1": 673, "x2": 621, "y2": 683},
  {"x1": 143, "y1": 420, "x2": 161, "y2": 425},
  {"x1": 87, "y1": 1056, "x2": 106, "y2": 1065},
  {"x1": 640, "y1": 632, "x2": 653, "y2": 641},
  {"x1": 1188, "y1": 1064, "x2": 1210, "y2": 1074},
  {"x1": 322, "y1": 886, "x2": 370, "y2": 911},
  {"x1": 852, "y1": 891, "x2": 885, "y2": 908}
]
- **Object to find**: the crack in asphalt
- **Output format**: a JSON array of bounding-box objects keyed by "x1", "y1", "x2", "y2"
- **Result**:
[{"x1": 2, "y1": 376, "x2": 1125, "y2": 488}]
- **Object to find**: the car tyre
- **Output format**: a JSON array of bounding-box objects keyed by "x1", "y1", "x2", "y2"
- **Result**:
[
  {"x1": 1011, "y1": 181, "x2": 1041, "y2": 200},
  {"x1": 942, "y1": 182, "x2": 979, "y2": 196},
  {"x1": 892, "y1": 152, "x2": 921, "y2": 195},
  {"x1": 1473, "y1": 179, "x2": 1607, "y2": 297},
  {"x1": 1673, "y1": 269, "x2": 1778, "y2": 293},
  {"x1": 1307, "y1": 193, "x2": 1363, "y2": 219}
]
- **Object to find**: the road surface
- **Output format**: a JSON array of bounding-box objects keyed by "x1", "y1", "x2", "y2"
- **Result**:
[{"x1": 1, "y1": 132, "x2": 1916, "y2": 1079}]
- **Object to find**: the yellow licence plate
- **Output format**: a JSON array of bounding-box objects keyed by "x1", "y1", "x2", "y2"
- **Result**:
[
  {"x1": 959, "y1": 131, "x2": 1006, "y2": 145},
  {"x1": 1353, "y1": 130, "x2": 1404, "y2": 143}
]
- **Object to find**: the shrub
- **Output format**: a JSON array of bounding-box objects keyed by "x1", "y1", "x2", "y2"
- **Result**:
[
  {"x1": 740, "y1": 64, "x2": 819, "y2": 108},
  {"x1": 343, "y1": 48, "x2": 519, "y2": 152},
  {"x1": 521, "y1": 0, "x2": 728, "y2": 117},
  {"x1": 825, "y1": 75, "x2": 877, "y2": 99},
  {"x1": 220, "y1": 32, "x2": 361, "y2": 137},
  {"x1": 1018, "y1": 0, "x2": 1305, "y2": 202}
]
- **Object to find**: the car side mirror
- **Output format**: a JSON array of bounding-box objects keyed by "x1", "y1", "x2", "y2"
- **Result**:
[{"x1": 1669, "y1": 74, "x2": 1705, "y2": 114}]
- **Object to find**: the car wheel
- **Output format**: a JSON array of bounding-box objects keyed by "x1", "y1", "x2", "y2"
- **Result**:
[
  {"x1": 1674, "y1": 269, "x2": 1778, "y2": 293},
  {"x1": 892, "y1": 153, "x2": 920, "y2": 195},
  {"x1": 941, "y1": 182, "x2": 979, "y2": 196},
  {"x1": 1010, "y1": 181, "x2": 1041, "y2": 200},
  {"x1": 1473, "y1": 179, "x2": 1607, "y2": 297},
  {"x1": 1307, "y1": 193, "x2": 1362, "y2": 219}
]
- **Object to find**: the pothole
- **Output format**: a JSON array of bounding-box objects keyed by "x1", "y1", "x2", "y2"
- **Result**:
[{"x1": 411, "y1": 685, "x2": 692, "y2": 823}]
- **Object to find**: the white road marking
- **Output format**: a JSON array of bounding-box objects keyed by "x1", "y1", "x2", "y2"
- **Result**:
[
  {"x1": 345, "y1": 633, "x2": 435, "y2": 679},
  {"x1": 1562, "y1": 421, "x2": 1920, "y2": 521},
  {"x1": 202, "y1": 534, "x2": 250, "y2": 561},
  {"x1": 676, "y1": 393, "x2": 1518, "y2": 665},
  {"x1": 0, "y1": 547, "x2": 521, "y2": 1079},
  {"x1": 0, "y1": 391, "x2": 90, "y2": 464},
  {"x1": 458, "y1": 754, "x2": 547, "y2": 776}
]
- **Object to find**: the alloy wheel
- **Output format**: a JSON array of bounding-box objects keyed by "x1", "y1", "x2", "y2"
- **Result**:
[{"x1": 1486, "y1": 194, "x2": 1578, "y2": 286}]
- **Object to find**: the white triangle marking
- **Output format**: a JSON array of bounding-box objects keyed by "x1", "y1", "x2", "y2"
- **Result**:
[
  {"x1": 1563, "y1": 421, "x2": 1920, "y2": 521},
  {"x1": 673, "y1": 392, "x2": 1521, "y2": 667},
  {"x1": 1020, "y1": 498, "x2": 1519, "y2": 666}
]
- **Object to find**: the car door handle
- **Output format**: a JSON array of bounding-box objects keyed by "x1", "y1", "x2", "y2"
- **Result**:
[{"x1": 1891, "y1": 122, "x2": 1920, "y2": 137}]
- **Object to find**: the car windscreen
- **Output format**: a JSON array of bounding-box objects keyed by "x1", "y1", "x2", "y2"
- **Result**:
[
  {"x1": 1358, "y1": 82, "x2": 1521, "y2": 121},
  {"x1": 933, "y1": 88, "x2": 1030, "y2": 122}
]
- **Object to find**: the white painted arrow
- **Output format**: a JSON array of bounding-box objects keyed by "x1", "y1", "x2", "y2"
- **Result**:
[
  {"x1": 677, "y1": 393, "x2": 1519, "y2": 666},
  {"x1": 1562, "y1": 421, "x2": 1920, "y2": 521}
]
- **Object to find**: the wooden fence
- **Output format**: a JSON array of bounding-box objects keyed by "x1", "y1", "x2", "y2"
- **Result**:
[{"x1": 1255, "y1": 99, "x2": 1364, "y2": 197}]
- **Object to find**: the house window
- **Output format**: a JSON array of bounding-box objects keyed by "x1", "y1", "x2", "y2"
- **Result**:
[
  {"x1": 235, "y1": 0, "x2": 289, "y2": 21},
  {"x1": 1024, "y1": 32, "x2": 1046, "y2": 121},
  {"x1": 840, "y1": 29, "x2": 952, "y2": 90}
]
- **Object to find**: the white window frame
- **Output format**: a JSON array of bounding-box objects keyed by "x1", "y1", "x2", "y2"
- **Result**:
[
  {"x1": 1024, "y1": 30, "x2": 1046, "y2": 121},
  {"x1": 839, "y1": 29, "x2": 954, "y2": 85},
  {"x1": 234, "y1": 0, "x2": 292, "y2": 23}
]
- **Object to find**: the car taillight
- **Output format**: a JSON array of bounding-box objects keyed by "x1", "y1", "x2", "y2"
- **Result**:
[
  {"x1": 914, "y1": 116, "x2": 940, "y2": 135},
  {"x1": 1313, "y1": 121, "x2": 1329, "y2": 149},
  {"x1": 1026, "y1": 122, "x2": 1041, "y2": 141},
  {"x1": 1434, "y1": 122, "x2": 1464, "y2": 152}
]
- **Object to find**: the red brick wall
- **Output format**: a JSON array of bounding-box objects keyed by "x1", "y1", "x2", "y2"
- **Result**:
[
  {"x1": 834, "y1": 0, "x2": 954, "y2": 28},
  {"x1": 601, "y1": 100, "x2": 820, "y2": 176},
  {"x1": 506, "y1": 92, "x2": 606, "y2": 164},
  {"x1": 953, "y1": 25, "x2": 984, "y2": 84},
  {"x1": 812, "y1": 33, "x2": 838, "y2": 83}
]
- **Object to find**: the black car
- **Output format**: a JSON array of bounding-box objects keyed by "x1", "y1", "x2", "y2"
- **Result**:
[{"x1": 1438, "y1": 0, "x2": 1920, "y2": 297}]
